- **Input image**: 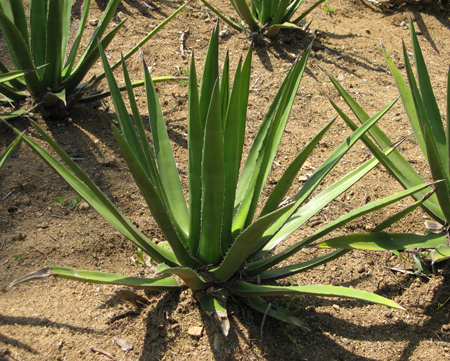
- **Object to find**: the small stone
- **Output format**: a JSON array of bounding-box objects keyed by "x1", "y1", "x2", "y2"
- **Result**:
[
  {"x1": 298, "y1": 175, "x2": 308, "y2": 182},
  {"x1": 38, "y1": 222, "x2": 49, "y2": 229},
  {"x1": 89, "y1": 19, "x2": 99, "y2": 27},
  {"x1": 78, "y1": 202, "x2": 90, "y2": 212},
  {"x1": 365, "y1": 29, "x2": 371, "y2": 34},
  {"x1": 15, "y1": 233, "x2": 26, "y2": 241},
  {"x1": 187, "y1": 326, "x2": 203, "y2": 338},
  {"x1": 332, "y1": 304, "x2": 340, "y2": 311},
  {"x1": 367, "y1": 260, "x2": 374, "y2": 266},
  {"x1": 48, "y1": 207, "x2": 53, "y2": 212},
  {"x1": 113, "y1": 336, "x2": 133, "y2": 352},
  {"x1": 357, "y1": 266, "x2": 365, "y2": 274},
  {"x1": 204, "y1": 18, "x2": 211, "y2": 23}
]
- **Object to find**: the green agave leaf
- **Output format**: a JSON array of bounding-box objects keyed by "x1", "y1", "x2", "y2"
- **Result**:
[
  {"x1": 246, "y1": 168, "x2": 431, "y2": 276},
  {"x1": 0, "y1": 10, "x2": 43, "y2": 96},
  {"x1": 9, "y1": 0, "x2": 29, "y2": 49},
  {"x1": 0, "y1": 59, "x2": 26, "y2": 90},
  {"x1": 234, "y1": 45, "x2": 312, "y2": 234},
  {"x1": 421, "y1": 124, "x2": 450, "y2": 221},
  {"x1": 381, "y1": 43, "x2": 427, "y2": 160},
  {"x1": 271, "y1": 0, "x2": 291, "y2": 26},
  {"x1": 188, "y1": 54, "x2": 202, "y2": 255},
  {"x1": 0, "y1": 108, "x2": 27, "y2": 119},
  {"x1": 156, "y1": 264, "x2": 210, "y2": 291},
  {"x1": 63, "y1": 18, "x2": 126, "y2": 95},
  {"x1": 41, "y1": 89, "x2": 66, "y2": 108},
  {"x1": 256, "y1": 97, "x2": 398, "y2": 258},
  {"x1": 237, "y1": 45, "x2": 252, "y2": 168},
  {"x1": 230, "y1": 281, "x2": 404, "y2": 309},
  {"x1": 0, "y1": 132, "x2": 22, "y2": 169},
  {"x1": 284, "y1": 0, "x2": 310, "y2": 21},
  {"x1": 143, "y1": 56, "x2": 190, "y2": 237},
  {"x1": 433, "y1": 244, "x2": 450, "y2": 264},
  {"x1": 198, "y1": 80, "x2": 224, "y2": 265},
  {"x1": 328, "y1": 72, "x2": 445, "y2": 223},
  {"x1": 259, "y1": 249, "x2": 350, "y2": 281},
  {"x1": 230, "y1": 0, "x2": 259, "y2": 31},
  {"x1": 248, "y1": 155, "x2": 381, "y2": 267},
  {"x1": 241, "y1": 54, "x2": 306, "y2": 228},
  {"x1": 199, "y1": 21, "x2": 219, "y2": 131},
  {"x1": 246, "y1": 296, "x2": 310, "y2": 330},
  {"x1": 41, "y1": 0, "x2": 64, "y2": 88},
  {"x1": 113, "y1": 127, "x2": 201, "y2": 269},
  {"x1": 200, "y1": 295, "x2": 230, "y2": 336},
  {"x1": 257, "y1": 0, "x2": 275, "y2": 24},
  {"x1": 409, "y1": 17, "x2": 447, "y2": 171},
  {"x1": 447, "y1": 66, "x2": 450, "y2": 173},
  {"x1": 62, "y1": 0, "x2": 91, "y2": 77},
  {"x1": 0, "y1": 69, "x2": 26, "y2": 83},
  {"x1": 11, "y1": 266, "x2": 179, "y2": 291},
  {"x1": 3, "y1": 119, "x2": 179, "y2": 267},
  {"x1": 318, "y1": 232, "x2": 446, "y2": 250},
  {"x1": 0, "y1": 0, "x2": 19, "y2": 71},
  {"x1": 100, "y1": 46, "x2": 198, "y2": 267},
  {"x1": 0, "y1": 84, "x2": 26, "y2": 101},
  {"x1": 29, "y1": 0, "x2": 47, "y2": 77},
  {"x1": 219, "y1": 51, "x2": 230, "y2": 124},
  {"x1": 371, "y1": 190, "x2": 434, "y2": 232},
  {"x1": 99, "y1": 46, "x2": 148, "y2": 172},
  {"x1": 260, "y1": 116, "x2": 336, "y2": 217},
  {"x1": 73, "y1": 0, "x2": 121, "y2": 72},
  {"x1": 221, "y1": 58, "x2": 243, "y2": 253},
  {"x1": 119, "y1": 55, "x2": 156, "y2": 182},
  {"x1": 266, "y1": 22, "x2": 300, "y2": 38},
  {"x1": 210, "y1": 203, "x2": 295, "y2": 283},
  {"x1": 0, "y1": 0, "x2": 13, "y2": 20},
  {"x1": 406, "y1": 19, "x2": 450, "y2": 221},
  {"x1": 60, "y1": 0, "x2": 72, "y2": 67}
]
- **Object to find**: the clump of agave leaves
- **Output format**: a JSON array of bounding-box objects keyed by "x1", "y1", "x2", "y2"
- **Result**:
[
  {"x1": 7, "y1": 23, "x2": 437, "y2": 334},
  {"x1": 0, "y1": 0, "x2": 186, "y2": 108},
  {"x1": 318, "y1": 17, "x2": 449, "y2": 268},
  {"x1": 200, "y1": 0, "x2": 326, "y2": 38}
]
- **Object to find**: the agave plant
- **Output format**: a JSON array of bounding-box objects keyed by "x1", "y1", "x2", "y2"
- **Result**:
[
  {"x1": 7, "y1": 24, "x2": 432, "y2": 334},
  {"x1": 200, "y1": 0, "x2": 325, "y2": 37},
  {"x1": 0, "y1": 0, "x2": 186, "y2": 107},
  {"x1": 318, "y1": 17, "x2": 449, "y2": 263}
]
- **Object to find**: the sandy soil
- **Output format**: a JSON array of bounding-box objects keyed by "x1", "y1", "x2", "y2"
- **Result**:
[{"x1": 1, "y1": 0, "x2": 450, "y2": 360}]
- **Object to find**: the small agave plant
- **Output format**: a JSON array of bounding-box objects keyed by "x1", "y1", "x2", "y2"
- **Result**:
[
  {"x1": 8, "y1": 23, "x2": 434, "y2": 334},
  {"x1": 0, "y1": 0, "x2": 186, "y2": 107},
  {"x1": 200, "y1": 0, "x2": 326, "y2": 38}
]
